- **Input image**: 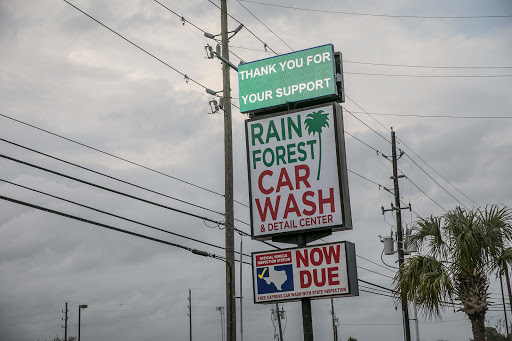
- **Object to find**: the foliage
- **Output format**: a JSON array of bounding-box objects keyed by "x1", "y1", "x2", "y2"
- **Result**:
[
  {"x1": 304, "y1": 109, "x2": 329, "y2": 180},
  {"x1": 347, "y1": 337, "x2": 357, "y2": 341},
  {"x1": 393, "y1": 205, "x2": 512, "y2": 341}
]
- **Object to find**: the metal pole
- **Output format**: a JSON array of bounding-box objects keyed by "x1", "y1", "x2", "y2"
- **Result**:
[
  {"x1": 297, "y1": 233, "x2": 313, "y2": 341},
  {"x1": 78, "y1": 307, "x2": 81, "y2": 341},
  {"x1": 276, "y1": 303, "x2": 284, "y2": 341},
  {"x1": 64, "y1": 302, "x2": 68, "y2": 341},
  {"x1": 413, "y1": 300, "x2": 420, "y2": 341},
  {"x1": 331, "y1": 299, "x2": 337, "y2": 341},
  {"x1": 391, "y1": 128, "x2": 411, "y2": 341},
  {"x1": 240, "y1": 236, "x2": 244, "y2": 341},
  {"x1": 220, "y1": 0, "x2": 236, "y2": 340},
  {"x1": 189, "y1": 288, "x2": 192, "y2": 341},
  {"x1": 500, "y1": 275, "x2": 510, "y2": 340}
]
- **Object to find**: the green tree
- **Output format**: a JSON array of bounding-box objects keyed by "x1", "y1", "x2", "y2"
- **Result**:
[
  {"x1": 347, "y1": 337, "x2": 357, "y2": 341},
  {"x1": 304, "y1": 110, "x2": 329, "y2": 180},
  {"x1": 393, "y1": 205, "x2": 512, "y2": 341}
]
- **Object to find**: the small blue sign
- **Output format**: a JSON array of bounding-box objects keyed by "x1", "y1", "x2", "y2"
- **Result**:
[{"x1": 257, "y1": 264, "x2": 294, "y2": 295}]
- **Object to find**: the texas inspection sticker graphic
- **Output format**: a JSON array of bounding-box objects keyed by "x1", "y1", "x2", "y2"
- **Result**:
[{"x1": 255, "y1": 251, "x2": 295, "y2": 295}]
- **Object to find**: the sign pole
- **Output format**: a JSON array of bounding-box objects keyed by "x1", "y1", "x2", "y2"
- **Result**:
[
  {"x1": 297, "y1": 233, "x2": 314, "y2": 341},
  {"x1": 220, "y1": 0, "x2": 236, "y2": 339}
]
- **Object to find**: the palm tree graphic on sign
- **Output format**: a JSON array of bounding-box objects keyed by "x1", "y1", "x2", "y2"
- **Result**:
[{"x1": 304, "y1": 110, "x2": 329, "y2": 180}]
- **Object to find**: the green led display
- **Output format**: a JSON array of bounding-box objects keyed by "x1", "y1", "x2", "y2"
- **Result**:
[{"x1": 238, "y1": 44, "x2": 336, "y2": 113}]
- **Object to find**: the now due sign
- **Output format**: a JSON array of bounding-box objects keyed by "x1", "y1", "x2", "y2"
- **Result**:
[{"x1": 252, "y1": 241, "x2": 358, "y2": 304}]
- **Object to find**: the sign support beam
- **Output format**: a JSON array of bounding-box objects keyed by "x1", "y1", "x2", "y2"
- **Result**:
[{"x1": 298, "y1": 233, "x2": 314, "y2": 341}]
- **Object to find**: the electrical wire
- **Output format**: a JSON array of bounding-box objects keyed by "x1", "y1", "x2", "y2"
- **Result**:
[
  {"x1": 356, "y1": 255, "x2": 396, "y2": 273},
  {"x1": 0, "y1": 138, "x2": 225, "y2": 216},
  {"x1": 397, "y1": 137, "x2": 479, "y2": 207},
  {"x1": 342, "y1": 110, "x2": 512, "y2": 119},
  {"x1": 402, "y1": 151, "x2": 469, "y2": 209},
  {"x1": 0, "y1": 178, "x2": 251, "y2": 259},
  {"x1": 238, "y1": 0, "x2": 512, "y2": 19},
  {"x1": 235, "y1": 0, "x2": 294, "y2": 52},
  {"x1": 342, "y1": 106, "x2": 391, "y2": 144},
  {"x1": 207, "y1": 0, "x2": 279, "y2": 55},
  {"x1": 344, "y1": 60, "x2": 512, "y2": 69},
  {"x1": 0, "y1": 112, "x2": 249, "y2": 208},
  {"x1": 62, "y1": 0, "x2": 207, "y2": 90},
  {"x1": 152, "y1": 0, "x2": 246, "y2": 63},
  {"x1": 345, "y1": 71, "x2": 512, "y2": 78},
  {"x1": 0, "y1": 194, "x2": 253, "y2": 266},
  {"x1": 398, "y1": 170, "x2": 448, "y2": 213},
  {"x1": 0, "y1": 153, "x2": 223, "y2": 226}
]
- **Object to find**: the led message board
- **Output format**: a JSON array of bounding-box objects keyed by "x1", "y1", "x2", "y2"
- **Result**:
[{"x1": 238, "y1": 44, "x2": 343, "y2": 113}]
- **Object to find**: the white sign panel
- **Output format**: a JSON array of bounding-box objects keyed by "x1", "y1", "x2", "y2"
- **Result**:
[
  {"x1": 252, "y1": 242, "x2": 358, "y2": 303},
  {"x1": 246, "y1": 103, "x2": 351, "y2": 240}
]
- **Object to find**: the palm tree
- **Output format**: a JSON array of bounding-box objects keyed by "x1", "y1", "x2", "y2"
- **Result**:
[
  {"x1": 394, "y1": 205, "x2": 512, "y2": 341},
  {"x1": 304, "y1": 110, "x2": 329, "y2": 180}
]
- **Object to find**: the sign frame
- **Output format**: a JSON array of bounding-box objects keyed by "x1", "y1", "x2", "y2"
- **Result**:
[
  {"x1": 251, "y1": 241, "x2": 359, "y2": 304},
  {"x1": 245, "y1": 102, "x2": 352, "y2": 241},
  {"x1": 238, "y1": 44, "x2": 344, "y2": 114}
]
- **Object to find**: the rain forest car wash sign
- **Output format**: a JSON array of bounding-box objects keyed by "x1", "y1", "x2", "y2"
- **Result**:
[
  {"x1": 238, "y1": 44, "x2": 340, "y2": 113},
  {"x1": 246, "y1": 103, "x2": 352, "y2": 240}
]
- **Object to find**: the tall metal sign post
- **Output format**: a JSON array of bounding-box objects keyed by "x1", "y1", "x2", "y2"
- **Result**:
[{"x1": 241, "y1": 44, "x2": 355, "y2": 341}]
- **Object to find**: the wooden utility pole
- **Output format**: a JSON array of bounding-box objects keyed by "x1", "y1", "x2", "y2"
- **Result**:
[
  {"x1": 391, "y1": 128, "x2": 411, "y2": 341},
  {"x1": 62, "y1": 302, "x2": 68, "y2": 341},
  {"x1": 330, "y1": 299, "x2": 338, "y2": 341},
  {"x1": 220, "y1": 0, "x2": 236, "y2": 340},
  {"x1": 276, "y1": 304, "x2": 284, "y2": 341},
  {"x1": 188, "y1": 289, "x2": 192, "y2": 341}
]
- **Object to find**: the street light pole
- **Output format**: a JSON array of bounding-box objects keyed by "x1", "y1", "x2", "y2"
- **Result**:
[{"x1": 78, "y1": 304, "x2": 87, "y2": 341}]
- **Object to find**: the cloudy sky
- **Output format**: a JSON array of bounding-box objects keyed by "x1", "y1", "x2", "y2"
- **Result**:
[{"x1": 1, "y1": 0, "x2": 511, "y2": 340}]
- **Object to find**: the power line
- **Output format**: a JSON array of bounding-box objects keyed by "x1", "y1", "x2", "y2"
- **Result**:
[
  {"x1": 235, "y1": 0, "x2": 294, "y2": 52},
  {"x1": 345, "y1": 71, "x2": 512, "y2": 78},
  {"x1": 207, "y1": 0, "x2": 279, "y2": 55},
  {"x1": 402, "y1": 152, "x2": 469, "y2": 210},
  {"x1": 238, "y1": 0, "x2": 512, "y2": 19},
  {"x1": 347, "y1": 169, "x2": 392, "y2": 194},
  {"x1": 0, "y1": 178, "x2": 251, "y2": 259},
  {"x1": 0, "y1": 138, "x2": 225, "y2": 216},
  {"x1": 401, "y1": 171, "x2": 448, "y2": 213},
  {"x1": 358, "y1": 266, "x2": 394, "y2": 279},
  {"x1": 153, "y1": 0, "x2": 206, "y2": 34},
  {"x1": 0, "y1": 112, "x2": 248, "y2": 208},
  {"x1": 343, "y1": 106, "x2": 391, "y2": 144},
  {"x1": 0, "y1": 194, "x2": 254, "y2": 266},
  {"x1": 0, "y1": 153, "x2": 224, "y2": 226},
  {"x1": 62, "y1": 0, "x2": 207, "y2": 89},
  {"x1": 343, "y1": 110, "x2": 512, "y2": 119},
  {"x1": 344, "y1": 60, "x2": 512, "y2": 69},
  {"x1": 152, "y1": 0, "x2": 246, "y2": 63},
  {"x1": 357, "y1": 255, "x2": 396, "y2": 273},
  {"x1": 397, "y1": 138, "x2": 479, "y2": 207}
]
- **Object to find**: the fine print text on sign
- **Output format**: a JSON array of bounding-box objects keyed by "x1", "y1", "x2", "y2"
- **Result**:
[
  {"x1": 252, "y1": 242, "x2": 358, "y2": 303},
  {"x1": 238, "y1": 44, "x2": 337, "y2": 113},
  {"x1": 246, "y1": 103, "x2": 351, "y2": 240}
]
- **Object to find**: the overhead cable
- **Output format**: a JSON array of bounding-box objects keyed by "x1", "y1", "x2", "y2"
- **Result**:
[
  {"x1": 0, "y1": 113, "x2": 249, "y2": 208},
  {"x1": 238, "y1": 0, "x2": 512, "y2": 19},
  {"x1": 0, "y1": 178, "x2": 251, "y2": 259},
  {"x1": 0, "y1": 153, "x2": 224, "y2": 226},
  {"x1": 0, "y1": 138, "x2": 225, "y2": 216}
]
